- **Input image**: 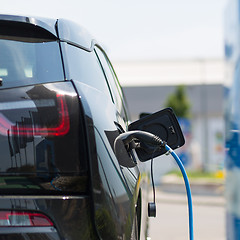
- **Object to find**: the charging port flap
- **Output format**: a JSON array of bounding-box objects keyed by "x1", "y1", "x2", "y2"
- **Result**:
[{"x1": 128, "y1": 108, "x2": 185, "y2": 161}]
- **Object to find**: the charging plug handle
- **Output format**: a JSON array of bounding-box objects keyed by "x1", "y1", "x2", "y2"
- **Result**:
[{"x1": 114, "y1": 130, "x2": 165, "y2": 153}]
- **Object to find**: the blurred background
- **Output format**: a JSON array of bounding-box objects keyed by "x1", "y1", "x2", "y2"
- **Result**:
[
  {"x1": 0, "y1": 0, "x2": 228, "y2": 239},
  {"x1": 0, "y1": 0, "x2": 227, "y2": 172}
]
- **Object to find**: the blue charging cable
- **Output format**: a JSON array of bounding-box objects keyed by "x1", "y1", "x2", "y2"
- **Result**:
[
  {"x1": 165, "y1": 144, "x2": 194, "y2": 240},
  {"x1": 114, "y1": 130, "x2": 194, "y2": 240}
]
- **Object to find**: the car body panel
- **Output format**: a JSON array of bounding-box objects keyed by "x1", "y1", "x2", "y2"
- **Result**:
[
  {"x1": 57, "y1": 18, "x2": 95, "y2": 51},
  {"x1": 72, "y1": 79, "x2": 140, "y2": 239}
]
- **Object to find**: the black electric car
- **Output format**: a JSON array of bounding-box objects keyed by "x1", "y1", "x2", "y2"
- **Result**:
[{"x1": 0, "y1": 14, "x2": 184, "y2": 240}]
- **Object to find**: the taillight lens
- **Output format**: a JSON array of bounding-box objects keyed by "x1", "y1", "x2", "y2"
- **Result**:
[
  {"x1": 0, "y1": 82, "x2": 86, "y2": 177},
  {"x1": 0, "y1": 93, "x2": 70, "y2": 137},
  {"x1": 0, "y1": 211, "x2": 53, "y2": 227}
]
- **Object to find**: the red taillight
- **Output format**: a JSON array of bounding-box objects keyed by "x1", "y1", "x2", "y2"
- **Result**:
[
  {"x1": 0, "y1": 211, "x2": 54, "y2": 227},
  {"x1": 0, "y1": 82, "x2": 82, "y2": 176},
  {"x1": 0, "y1": 94, "x2": 70, "y2": 137}
]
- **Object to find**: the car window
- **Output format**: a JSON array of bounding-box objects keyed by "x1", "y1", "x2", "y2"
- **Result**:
[
  {"x1": 95, "y1": 47, "x2": 129, "y2": 123},
  {"x1": 0, "y1": 38, "x2": 64, "y2": 88},
  {"x1": 63, "y1": 43, "x2": 113, "y2": 101}
]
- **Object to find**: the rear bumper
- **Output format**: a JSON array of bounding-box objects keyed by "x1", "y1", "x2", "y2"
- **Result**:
[{"x1": 0, "y1": 195, "x2": 97, "y2": 240}]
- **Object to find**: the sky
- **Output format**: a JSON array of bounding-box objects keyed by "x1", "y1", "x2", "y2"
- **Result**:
[{"x1": 0, "y1": 0, "x2": 228, "y2": 61}]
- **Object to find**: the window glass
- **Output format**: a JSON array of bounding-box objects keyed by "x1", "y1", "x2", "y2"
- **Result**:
[
  {"x1": 64, "y1": 43, "x2": 112, "y2": 100},
  {"x1": 95, "y1": 47, "x2": 129, "y2": 122},
  {"x1": 94, "y1": 48, "x2": 122, "y2": 108},
  {"x1": 0, "y1": 39, "x2": 64, "y2": 88}
]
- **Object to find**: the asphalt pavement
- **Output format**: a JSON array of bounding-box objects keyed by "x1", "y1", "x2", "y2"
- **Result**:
[{"x1": 147, "y1": 178, "x2": 225, "y2": 240}]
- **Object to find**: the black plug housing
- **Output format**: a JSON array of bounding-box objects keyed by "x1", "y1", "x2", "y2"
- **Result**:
[{"x1": 148, "y1": 202, "x2": 156, "y2": 217}]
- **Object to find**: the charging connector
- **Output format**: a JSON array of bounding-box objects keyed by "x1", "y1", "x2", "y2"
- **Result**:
[{"x1": 114, "y1": 130, "x2": 194, "y2": 240}]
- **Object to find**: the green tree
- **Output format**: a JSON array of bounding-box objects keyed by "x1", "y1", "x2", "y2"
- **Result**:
[{"x1": 164, "y1": 85, "x2": 191, "y2": 118}]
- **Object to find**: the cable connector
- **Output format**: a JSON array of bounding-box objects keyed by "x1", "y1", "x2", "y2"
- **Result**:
[
  {"x1": 152, "y1": 135, "x2": 166, "y2": 148},
  {"x1": 165, "y1": 148, "x2": 173, "y2": 155},
  {"x1": 114, "y1": 130, "x2": 165, "y2": 154}
]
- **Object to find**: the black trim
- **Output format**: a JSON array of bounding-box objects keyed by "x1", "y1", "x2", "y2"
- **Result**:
[
  {"x1": 0, "y1": 14, "x2": 57, "y2": 38},
  {"x1": 62, "y1": 39, "x2": 97, "y2": 52},
  {"x1": 56, "y1": 20, "x2": 67, "y2": 80},
  {"x1": 94, "y1": 48, "x2": 115, "y2": 103},
  {"x1": 0, "y1": 20, "x2": 57, "y2": 42}
]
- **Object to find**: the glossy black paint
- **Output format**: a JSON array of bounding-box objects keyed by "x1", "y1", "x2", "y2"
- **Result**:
[
  {"x1": 57, "y1": 19, "x2": 95, "y2": 51},
  {"x1": 0, "y1": 196, "x2": 96, "y2": 239},
  {"x1": 71, "y1": 80, "x2": 140, "y2": 239},
  {"x1": 0, "y1": 14, "x2": 145, "y2": 240}
]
